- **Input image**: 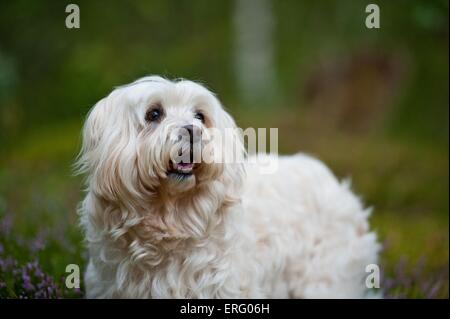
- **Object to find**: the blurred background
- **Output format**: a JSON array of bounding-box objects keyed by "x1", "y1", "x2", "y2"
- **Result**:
[{"x1": 0, "y1": 0, "x2": 448, "y2": 298}]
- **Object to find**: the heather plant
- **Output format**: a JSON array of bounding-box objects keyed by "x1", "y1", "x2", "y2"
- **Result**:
[{"x1": 0, "y1": 213, "x2": 84, "y2": 299}]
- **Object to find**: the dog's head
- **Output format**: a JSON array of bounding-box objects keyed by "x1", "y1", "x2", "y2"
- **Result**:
[{"x1": 76, "y1": 76, "x2": 245, "y2": 205}]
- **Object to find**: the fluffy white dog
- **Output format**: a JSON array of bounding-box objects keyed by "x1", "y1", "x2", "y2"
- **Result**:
[{"x1": 76, "y1": 76, "x2": 380, "y2": 298}]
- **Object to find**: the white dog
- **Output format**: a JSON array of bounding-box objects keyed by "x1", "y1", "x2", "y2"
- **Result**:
[{"x1": 76, "y1": 76, "x2": 380, "y2": 298}]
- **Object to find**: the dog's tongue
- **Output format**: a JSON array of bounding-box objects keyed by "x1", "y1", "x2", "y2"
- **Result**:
[
  {"x1": 173, "y1": 162, "x2": 194, "y2": 172},
  {"x1": 176, "y1": 162, "x2": 193, "y2": 168}
]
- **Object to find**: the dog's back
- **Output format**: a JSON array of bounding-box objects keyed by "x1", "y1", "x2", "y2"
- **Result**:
[{"x1": 242, "y1": 153, "x2": 381, "y2": 298}]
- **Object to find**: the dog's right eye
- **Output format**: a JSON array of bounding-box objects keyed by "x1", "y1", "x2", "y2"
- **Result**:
[{"x1": 146, "y1": 108, "x2": 162, "y2": 122}]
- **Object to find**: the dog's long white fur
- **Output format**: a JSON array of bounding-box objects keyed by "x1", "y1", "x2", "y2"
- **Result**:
[{"x1": 76, "y1": 76, "x2": 380, "y2": 298}]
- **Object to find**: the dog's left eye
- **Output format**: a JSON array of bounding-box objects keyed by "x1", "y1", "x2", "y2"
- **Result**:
[
  {"x1": 146, "y1": 109, "x2": 162, "y2": 122},
  {"x1": 194, "y1": 112, "x2": 205, "y2": 123}
]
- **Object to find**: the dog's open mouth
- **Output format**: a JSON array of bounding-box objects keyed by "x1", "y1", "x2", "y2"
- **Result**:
[{"x1": 168, "y1": 160, "x2": 195, "y2": 178}]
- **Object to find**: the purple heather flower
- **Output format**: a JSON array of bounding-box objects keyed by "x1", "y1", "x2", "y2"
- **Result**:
[
  {"x1": 23, "y1": 281, "x2": 35, "y2": 292},
  {"x1": 29, "y1": 233, "x2": 47, "y2": 253},
  {"x1": 22, "y1": 271, "x2": 31, "y2": 283},
  {"x1": 0, "y1": 214, "x2": 13, "y2": 235},
  {"x1": 35, "y1": 267, "x2": 43, "y2": 278},
  {"x1": 427, "y1": 282, "x2": 442, "y2": 299}
]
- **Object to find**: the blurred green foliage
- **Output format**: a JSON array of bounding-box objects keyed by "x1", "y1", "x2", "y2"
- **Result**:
[
  {"x1": 0, "y1": 0, "x2": 448, "y2": 146},
  {"x1": 0, "y1": 0, "x2": 448, "y2": 298}
]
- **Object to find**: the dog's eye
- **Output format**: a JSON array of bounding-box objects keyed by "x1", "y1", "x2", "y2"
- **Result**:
[
  {"x1": 146, "y1": 108, "x2": 162, "y2": 122},
  {"x1": 194, "y1": 112, "x2": 205, "y2": 123}
]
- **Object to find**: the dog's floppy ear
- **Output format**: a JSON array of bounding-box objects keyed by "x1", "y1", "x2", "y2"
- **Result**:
[
  {"x1": 74, "y1": 98, "x2": 109, "y2": 176},
  {"x1": 75, "y1": 93, "x2": 141, "y2": 204}
]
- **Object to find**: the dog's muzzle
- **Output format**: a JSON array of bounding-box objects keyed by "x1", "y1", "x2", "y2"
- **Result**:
[{"x1": 168, "y1": 124, "x2": 202, "y2": 178}]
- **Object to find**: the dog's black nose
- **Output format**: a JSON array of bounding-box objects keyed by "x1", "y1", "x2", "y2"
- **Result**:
[{"x1": 180, "y1": 125, "x2": 195, "y2": 163}]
